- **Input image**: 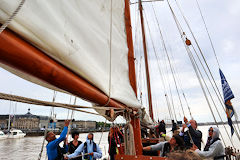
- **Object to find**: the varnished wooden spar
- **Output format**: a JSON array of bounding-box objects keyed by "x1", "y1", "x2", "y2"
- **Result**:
[
  {"x1": 0, "y1": 28, "x2": 126, "y2": 109},
  {"x1": 138, "y1": 0, "x2": 154, "y2": 121},
  {"x1": 125, "y1": 0, "x2": 143, "y2": 155}
]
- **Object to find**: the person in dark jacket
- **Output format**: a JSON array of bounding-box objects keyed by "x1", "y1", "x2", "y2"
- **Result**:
[
  {"x1": 179, "y1": 117, "x2": 202, "y2": 150},
  {"x1": 68, "y1": 131, "x2": 82, "y2": 160},
  {"x1": 158, "y1": 120, "x2": 166, "y2": 134},
  {"x1": 46, "y1": 120, "x2": 69, "y2": 160}
]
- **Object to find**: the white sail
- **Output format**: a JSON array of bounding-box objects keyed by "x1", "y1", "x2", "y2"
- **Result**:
[{"x1": 0, "y1": 0, "x2": 142, "y2": 108}]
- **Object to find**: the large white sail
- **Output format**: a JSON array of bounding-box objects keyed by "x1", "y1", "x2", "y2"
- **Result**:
[{"x1": 0, "y1": 0, "x2": 142, "y2": 108}]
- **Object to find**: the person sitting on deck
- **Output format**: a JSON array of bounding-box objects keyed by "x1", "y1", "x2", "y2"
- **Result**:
[
  {"x1": 192, "y1": 126, "x2": 225, "y2": 160},
  {"x1": 46, "y1": 120, "x2": 69, "y2": 160},
  {"x1": 143, "y1": 134, "x2": 185, "y2": 157},
  {"x1": 68, "y1": 131, "x2": 82, "y2": 160},
  {"x1": 179, "y1": 116, "x2": 202, "y2": 150},
  {"x1": 65, "y1": 133, "x2": 102, "y2": 160}
]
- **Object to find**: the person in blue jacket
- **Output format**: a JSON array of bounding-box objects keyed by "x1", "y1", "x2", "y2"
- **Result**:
[
  {"x1": 65, "y1": 132, "x2": 102, "y2": 160},
  {"x1": 46, "y1": 120, "x2": 70, "y2": 160}
]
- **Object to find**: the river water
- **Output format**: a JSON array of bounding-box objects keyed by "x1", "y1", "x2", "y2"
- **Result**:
[{"x1": 0, "y1": 125, "x2": 239, "y2": 160}]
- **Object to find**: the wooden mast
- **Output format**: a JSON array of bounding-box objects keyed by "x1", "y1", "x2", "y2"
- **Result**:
[
  {"x1": 125, "y1": 0, "x2": 143, "y2": 155},
  {"x1": 138, "y1": 0, "x2": 154, "y2": 121}
]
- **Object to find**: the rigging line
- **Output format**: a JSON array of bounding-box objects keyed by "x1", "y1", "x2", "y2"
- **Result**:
[
  {"x1": 194, "y1": 0, "x2": 220, "y2": 68},
  {"x1": 166, "y1": 0, "x2": 229, "y2": 147},
  {"x1": 38, "y1": 91, "x2": 57, "y2": 160},
  {"x1": 190, "y1": 40, "x2": 238, "y2": 144},
  {"x1": 147, "y1": 4, "x2": 185, "y2": 118},
  {"x1": 165, "y1": 94, "x2": 174, "y2": 120},
  {"x1": 0, "y1": 92, "x2": 124, "y2": 110},
  {"x1": 174, "y1": 0, "x2": 225, "y2": 108},
  {"x1": 143, "y1": 8, "x2": 175, "y2": 121},
  {"x1": 103, "y1": 0, "x2": 113, "y2": 107},
  {"x1": 66, "y1": 95, "x2": 72, "y2": 119},
  {"x1": 66, "y1": 97, "x2": 76, "y2": 143},
  {"x1": 190, "y1": 46, "x2": 234, "y2": 147},
  {"x1": 187, "y1": 45, "x2": 227, "y2": 147},
  {"x1": 98, "y1": 119, "x2": 107, "y2": 146},
  {"x1": 137, "y1": 56, "x2": 143, "y2": 100},
  {"x1": 182, "y1": 93, "x2": 193, "y2": 120},
  {"x1": 175, "y1": 0, "x2": 240, "y2": 137},
  {"x1": 0, "y1": 0, "x2": 26, "y2": 34},
  {"x1": 150, "y1": 4, "x2": 179, "y2": 121},
  {"x1": 165, "y1": 37, "x2": 194, "y2": 119}
]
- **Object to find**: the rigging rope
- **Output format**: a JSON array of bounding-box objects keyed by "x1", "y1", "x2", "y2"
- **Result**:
[
  {"x1": 0, "y1": 0, "x2": 26, "y2": 34},
  {"x1": 103, "y1": 0, "x2": 113, "y2": 107},
  {"x1": 0, "y1": 92, "x2": 123, "y2": 111},
  {"x1": 149, "y1": 4, "x2": 187, "y2": 120},
  {"x1": 0, "y1": 92, "x2": 128, "y2": 118},
  {"x1": 190, "y1": 45, "x2": 236, "y2": 146},
  {"x1": 193, "y1": 0, "x2": 240, "y2": 136},
  {"x1": 143, "y1": 8, "x2": 175, "y2": 122},
  {"x1": 38, "y1": 91, "x2": 57, "y2": 160},
  {"x1": 166, "y1": 0, "x2": 230, "y2": 146},
  {"x1": 194, "y1": 0, "x2": 220, "y2": 68},
  {"x1": 66, "y1": 97, "x2": 76, "y2": 142},
  {"x1": 98, "y1": 119, "x2": 107, "y2": 146},
  {"x1": 174, "y1": 0, "x2": 240, "y2": 142},
  {"x1": 66, "y1": 95, "x2": 72, "y2": 119}
]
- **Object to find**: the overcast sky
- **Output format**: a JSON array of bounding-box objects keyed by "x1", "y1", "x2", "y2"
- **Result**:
[{"x1": 0, "y1": 0, "x2": 240, "y2": 125}]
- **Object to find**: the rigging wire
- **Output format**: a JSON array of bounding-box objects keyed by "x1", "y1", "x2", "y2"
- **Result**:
[
  {"x1": 66, "y1": 97, "x2": 76, "y2": 142},
  {"x1": 143, "y1": 8, "x2": 175, "y2": 122},
  {"x1": 66, "y1": 95, "x2": 72, "y2": 119},
  {"x1": 193, "y1": 0, "x2": 240, "y2": 136},
  {"x1": 151, "y1": 3, "x2": 180, "y2": 122},
  {"x1": 194, "y1": 0, "x2": 220, "y2": 68},
  {"x1": 147, "y1": 4, "x2": 186, "y2": 119},
  {"x1": 174, "y1": 0, "x2": 240, "y2": 142},
  {"x1": 38, "y1": 91, "x2": 57, "y2": 160},
  {"x1": 166, "y1": 0, "x2": 231, "y2": 146},
  {"x1": 190, "y1": 45, "x2": 235, "y2": 146},
  {"x1": 103, "y1": 0, "x2": 113, "y2": 107}
]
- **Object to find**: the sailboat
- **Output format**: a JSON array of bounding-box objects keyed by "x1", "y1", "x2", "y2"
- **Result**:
[{"x1": 0, "y1": 0, "x2": 239, "y2": 159}]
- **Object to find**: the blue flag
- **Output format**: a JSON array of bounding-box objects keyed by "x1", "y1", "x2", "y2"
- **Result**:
[{"x1": 219, "y1": 69, "x2": 235, "y2": 135}]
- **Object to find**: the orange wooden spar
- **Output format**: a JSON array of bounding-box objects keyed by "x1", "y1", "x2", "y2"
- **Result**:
[
  {"x1": 138, "y1": 0, "x2": 154, "y2": 121},
  {"x1": 125, "y1": 0, "x2": 143, "y2": 155},
  {"x1": 0, "y1": 28, "x2": 126, "y2": 109}
]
